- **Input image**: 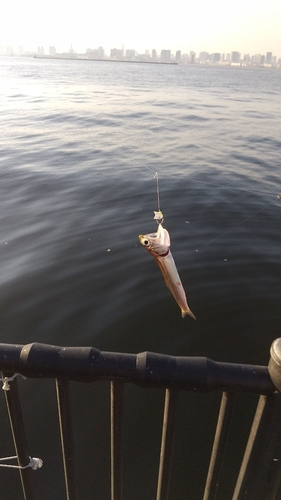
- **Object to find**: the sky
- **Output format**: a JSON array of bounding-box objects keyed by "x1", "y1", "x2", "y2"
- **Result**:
[{"x1": 0, "y1": 0, "x2": 280, "y2": 57}]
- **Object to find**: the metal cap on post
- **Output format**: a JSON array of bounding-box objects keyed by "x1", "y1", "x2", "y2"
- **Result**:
[{"x1": 268, "y1": 338, "x2": 281, "y2": 392}]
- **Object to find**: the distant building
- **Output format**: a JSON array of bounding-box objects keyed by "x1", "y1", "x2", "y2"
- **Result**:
[
  {"x1": 37, "y1": 46, "x2": 44, "y2": 55},
  {"x1": 88, "y1": 46, "x2": 105, "y2": 58},
  {"x1": 97, "y1": 46, "x2": 105, "y2": 58},
  {"x1": 231, "y1": 51, "x2": 240, "y2": 63},
  {"x1": 175, "y1": 50, "x2": 181, "y2": 63},
  {"x1": 252, "y1": 53, "x2": 262, "y2": 65},
  {"x1": 110, "y1": 48, "x2": 123, "y2": 59},
  {"x1": 160, "y1": 49, "x2": 171, "y2": 62},
  {"x1": 152, "y1": 49, "x2": 157, "y2": 60},
  {"x1": 190, "y1": 51, "x2": 196, "y2": 63},
  {"x1": 86, "y1": 47, "x2": 104, "y2": 59},
  {"x1": 179, "y1": 53, "x2": 187, "y2": 64},
  {"x1": 265, "y1": 52, "x2": 272, "y2": 64},
  {"x1": 210, "y1": 53, "x2": 220, "y2": 62},
  {"x1": 199, "y1": 51, "x2": 209, "y2": 62},
  {"x1": 49, "y1": 46, "x2": 56, "y2": 56},
  {"x1": 125, "y1": 49, "x2": 136, "y2": 59}
]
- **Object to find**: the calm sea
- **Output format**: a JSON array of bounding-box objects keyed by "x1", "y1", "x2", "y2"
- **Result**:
[{"x1": 0, "y1": 57, "x2": 280, "y2": 499}]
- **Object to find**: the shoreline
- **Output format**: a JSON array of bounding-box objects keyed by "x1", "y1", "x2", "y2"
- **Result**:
[
  {"x1": 33, "y1": 55, "x2": 178, "y2": 65},
  {"x1": 1, "y1": 54, "x2": 279, "y2": 69}
]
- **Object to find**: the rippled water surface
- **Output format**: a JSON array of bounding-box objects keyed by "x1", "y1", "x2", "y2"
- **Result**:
[{"x1": 0, "y1": 57, "x2": 280, "y2": 499}]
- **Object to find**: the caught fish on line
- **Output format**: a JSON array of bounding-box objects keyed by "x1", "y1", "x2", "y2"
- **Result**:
[{"x1": 139, "y1": 213, "x2": 196, "y2": 320}]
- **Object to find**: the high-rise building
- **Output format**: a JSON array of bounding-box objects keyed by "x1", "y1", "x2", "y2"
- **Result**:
[
  {"x1": 126, "y1": 49, "x2": 136, "y2": 59},
  {"x1": 190, "y1": 51, "x2": 196, "y2": 63},
  {"x1": 199, "y1": 51, "x2": 209, "y2": 62},
  {"x1": 175, "y1": 50, "x2": 181, "y2": 63},
  {"x1": 160, "y1": 50, "x2": 171, "y2": 62},
  {"x1": 152, "y1": 49, "x2": 157, "y2": 60},
  {"x1": 265, "y1": 52, "x2": 272, "y2": 64},
  {"x1": 210, "y1": 53, "x2": 220, "y2": 62},
  {"x1": 110, "y1": 48, "x2": 123, "y2": 58},
  {"x1": 97, "y1": 47, "x2": 104, "y2": 59},
  {"x1": 231, "y1": 51, "x2": 240, "y2": 63},
  {"x1": 49, "y1": 46, "x2": 56, "y2": 56},
  {"x1": 253, "y1": 54, "x2": 261, "y2": 65},
  {"x1": 86, "y1": 47, "x2": 104, "y2": 59}
]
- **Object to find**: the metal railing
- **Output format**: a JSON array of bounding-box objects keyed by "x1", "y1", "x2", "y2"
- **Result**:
[{"x1": 1, "y1": 339, "x2": 281, "y2": 500}]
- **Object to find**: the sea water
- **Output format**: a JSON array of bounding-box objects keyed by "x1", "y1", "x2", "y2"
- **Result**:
[{"x1": 0, "y1": 57, "x2": 280, "y2": 499}]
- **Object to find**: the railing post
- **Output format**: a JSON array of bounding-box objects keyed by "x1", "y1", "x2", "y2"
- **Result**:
[
  {"x1": 110, "y1": 380, "x2": 124, "y2": 500},
  {"x1": 203, "y1": 392, "x2": 236, "y2": 500},
  {"x1": 156, "y1": 388, "x2": 178, "y2": 500},
  {"x1": 56, "y1": 378, "x2": 77, "y2": 500},
  {"x1": 231, "y1": 393, "x2": 281, "y2": 500},
  {"x1": 2, "y1": 372, "x2": 35, "y2": 500},
  {"x1": 231, "y1": 338, "x2": 281, "y2": 500}
]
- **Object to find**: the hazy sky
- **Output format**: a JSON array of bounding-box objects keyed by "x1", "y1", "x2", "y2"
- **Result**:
[{"x1": 1, "y1": 0, "x2": 280, "y2": 57}]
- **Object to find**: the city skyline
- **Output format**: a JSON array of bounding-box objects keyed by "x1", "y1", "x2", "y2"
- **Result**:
[
  {"x1": 0, "y1": 0, "x2": 280, "y2": 59},
  {"x1": 1, "y1": 44, "x2": 279, "y2": 68}
]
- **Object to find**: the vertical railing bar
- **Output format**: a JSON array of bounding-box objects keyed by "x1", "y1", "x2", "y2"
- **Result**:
[
  {"x1": 203, "y1": 391, "x2": 236, "y2": 500},
  {"x1": 231, "y1": 394, "x2": 266, "y2": 500},
  {"x1": 2, "y1": 371, "x2": 34, "y2": 500},
  {"x1": 110, "y1": 380, "x2": 124, "y2": 500},
  {"x1": 56, "y1": 378, "x2": 77, "y2": 500},
  {"x1": 156, "y1": 388, "x2": 178, "y2": 500}
]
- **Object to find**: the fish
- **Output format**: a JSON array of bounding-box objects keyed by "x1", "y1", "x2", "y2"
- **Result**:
[{"x1": 139, "y1": 223, "x2": 196, "y2": 319}]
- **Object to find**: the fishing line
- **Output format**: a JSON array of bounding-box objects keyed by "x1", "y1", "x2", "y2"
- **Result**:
[
  {"x1": 155, "y1": 172, "x2": 161, "y2": 213},
  {"x1": 191, "y1": 189, "x2": 279, "y2": 256},
  {"x1": 142, "y1": 166, "x2": 163, "y2": 222},
  {"x1": 141, "y1": 167, "x2": 280, "y2": 257},
  {"x1": 187, "y1": 204, "x2": 271, "y2": 256},
  {"x1": 141, "y1": 166, "x2": 280, "y2": 204},
  {"x1": 142, "y1": 166, "x2": 161, "y2": 211},
  {"x1": 179, "y1": 176, "x2": 281, "y2": 199}
]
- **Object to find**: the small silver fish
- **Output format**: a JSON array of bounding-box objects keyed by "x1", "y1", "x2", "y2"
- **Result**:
[{"x1": 139, "y1": 223, "x2": 196, "y2": 319}]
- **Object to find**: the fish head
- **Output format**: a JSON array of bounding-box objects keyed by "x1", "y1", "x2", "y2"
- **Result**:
[{"x1": 139, "y1": 224, "x2": 170, "y2": 257}]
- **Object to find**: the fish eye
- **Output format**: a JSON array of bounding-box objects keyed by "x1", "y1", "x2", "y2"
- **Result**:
[{"x1": 143, "y1": 240, "x2": 149, "y2": 245}]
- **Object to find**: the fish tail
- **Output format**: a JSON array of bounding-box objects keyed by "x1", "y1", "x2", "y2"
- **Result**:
[{"x1": 181, "y1": 308, "x2": 196, "y2": 320}]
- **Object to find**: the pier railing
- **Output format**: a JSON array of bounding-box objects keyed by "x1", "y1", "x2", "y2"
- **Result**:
[{"x1": 1, "y1": 339, "x2": 281, "y2": 500}]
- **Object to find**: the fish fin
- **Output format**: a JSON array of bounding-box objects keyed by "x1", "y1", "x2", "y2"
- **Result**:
[
  {"x1": 181, "y1": 308, "x2": 196, "y2": 320},
  {"x1": 157, "y1": 224, "x2": 170, "y2": 246}
]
